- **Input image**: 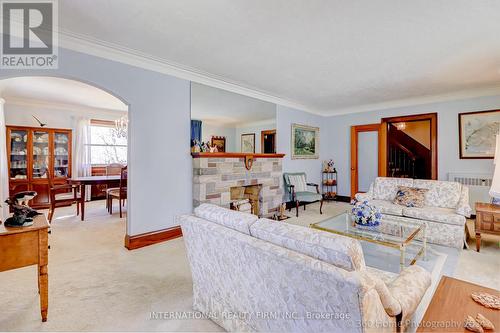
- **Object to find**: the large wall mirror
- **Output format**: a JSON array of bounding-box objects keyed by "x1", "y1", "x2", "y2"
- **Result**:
[{"x1": 190, "y1": 82, "x2": 277, "y2": 154}]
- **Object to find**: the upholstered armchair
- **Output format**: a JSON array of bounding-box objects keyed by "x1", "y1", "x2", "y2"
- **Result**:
[{"x1": 283, "y1": 172, "x2": 323, "y2": 217}]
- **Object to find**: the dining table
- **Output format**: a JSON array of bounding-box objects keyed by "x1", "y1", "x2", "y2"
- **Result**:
[{"x1": 68, "y1": 175, "x2": 121, "y2": 220}]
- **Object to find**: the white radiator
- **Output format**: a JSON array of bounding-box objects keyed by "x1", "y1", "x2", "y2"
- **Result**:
[{"x1": 448, "y1": 172, "x2": 492, "y2": 214}]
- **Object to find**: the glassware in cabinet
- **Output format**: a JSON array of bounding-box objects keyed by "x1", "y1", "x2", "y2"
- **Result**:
[
  {"x1": 9, "y1": 129, "x2": 28, "y2": 180},
  {"x1": 54, "y1": 132, "x2": 70, "y2": 178},
  {"x1": 32, "y1": 130, "x2": 49, "y2": 179}
]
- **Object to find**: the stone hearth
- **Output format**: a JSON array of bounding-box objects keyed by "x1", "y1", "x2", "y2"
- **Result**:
[
  {"x1": 192, "y1": 155, "x2": 283, "y2": 217},
  {"x1": 231, "y1": 184, "x2": 262, "y2": 215}
]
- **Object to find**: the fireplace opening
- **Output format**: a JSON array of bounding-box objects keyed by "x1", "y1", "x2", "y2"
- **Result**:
[{"x1": 230, "y1": 184, "x2": 262, "y2": 216}]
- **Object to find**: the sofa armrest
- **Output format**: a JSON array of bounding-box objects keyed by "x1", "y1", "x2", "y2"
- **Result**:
[
  {"x1": 355, "y1": 193, "x2": 372, "y2": 202},
  {"x1": 359, "y1": 271, "x2": 401, "y2": 317},
  {"x1": 456, "y1": 185, "x2": 472, "y2": 218},
  {"x1": 388, "y1": 265, "x2": 431, "y2": 322},
  {"x1": 354, "y1": 183, "x2": 374, "y2": 202}
]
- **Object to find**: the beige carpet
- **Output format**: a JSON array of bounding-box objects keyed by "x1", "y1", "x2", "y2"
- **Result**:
[
  {"x1": 0, "y1": 200, "x2": 499, "y2": 331},
  {"x1": 0, "y1": 201, "x2": 221, "y2": 332}
]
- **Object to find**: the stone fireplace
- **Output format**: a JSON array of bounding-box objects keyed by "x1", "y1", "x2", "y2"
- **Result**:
[{"x1": 192, "y1": 153, "x2": 284, "y2": 217}]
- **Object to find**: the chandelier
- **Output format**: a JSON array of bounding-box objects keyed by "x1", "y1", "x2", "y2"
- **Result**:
[
  {"x1": 115, "y1": 115, "x2": 128, "y2": 138},
  {"x1": 395, "y1": 122, "x2": 406, "y2": 131}
]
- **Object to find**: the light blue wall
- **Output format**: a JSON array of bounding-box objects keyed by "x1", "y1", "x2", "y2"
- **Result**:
[
  {"x1": 327, "y1": 95, "x2": 500, "y2": 196},
  {"x1": 201, "y1": 123, "x2": 237, "y2": 152},
  {"x1": 0, "y1": 47, "x2": 192, "y2": 236},
  {"x1": 276, "y1": 105, "x2": 329, "y2": 186}
]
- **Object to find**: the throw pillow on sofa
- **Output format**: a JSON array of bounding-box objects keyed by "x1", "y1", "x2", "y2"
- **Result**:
[{"x1": 393, "y1": 186, "x2": 428, "y2": 208}]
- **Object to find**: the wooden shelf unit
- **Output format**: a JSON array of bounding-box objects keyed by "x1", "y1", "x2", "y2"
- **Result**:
[
  {"x1": 7, "y1": 126, "x2": 72, "y2": 209},
  {"x1": 322, "y1": 170, "x2": 337, "y2": 200}
]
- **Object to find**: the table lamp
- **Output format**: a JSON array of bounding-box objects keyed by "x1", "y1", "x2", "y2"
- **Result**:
[{"x1": 489, "y1": 134, "x2": 500, "y2": 205}]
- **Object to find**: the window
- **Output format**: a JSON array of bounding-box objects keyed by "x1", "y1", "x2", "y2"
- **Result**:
[{"x1": 88, "y1": 120, "x2": 127, "y2": 165}]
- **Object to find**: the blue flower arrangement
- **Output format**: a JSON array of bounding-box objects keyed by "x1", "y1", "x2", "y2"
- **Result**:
[{"x1": 351, "y1": 201, "x2": 382, "y2": 227}]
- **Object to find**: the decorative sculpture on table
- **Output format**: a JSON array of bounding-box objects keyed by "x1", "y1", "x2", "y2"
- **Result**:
[
  {"x1": 323, "y1": 159, "x2": 335, "y2": 172},
  {"x1": 3, "y1": 191, "x2": 41, "y2": 227},
  {"x1": 208, "y1": 143, "x2": 218, "y2": 153},
  {"x1": 279, "y1": 203, "x2": 287, "y2": 219}
]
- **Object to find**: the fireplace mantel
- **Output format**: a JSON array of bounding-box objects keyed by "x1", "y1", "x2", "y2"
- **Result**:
[{"x1": 191, "y1": 152, "x2": 285, "y2": 159}]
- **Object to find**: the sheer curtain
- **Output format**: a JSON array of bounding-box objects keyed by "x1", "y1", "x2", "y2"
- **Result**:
[
  {"x1": 0, "y1": 99, "x2": 8, "y2": 221},
  {"x1": 74, "y1": 117, "x2": 92, "y2": 201}
]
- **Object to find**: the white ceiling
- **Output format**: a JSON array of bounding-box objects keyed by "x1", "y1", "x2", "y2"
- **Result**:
[
  {"x1": 191, "y1": 83, "x2": 275, "y2": 126},
  {"x1": 58, "y1": 0, "x2": 500, "y2": 115},
  {"x1": 0, "y1": 77, "x2": 128, "y2": 111}
]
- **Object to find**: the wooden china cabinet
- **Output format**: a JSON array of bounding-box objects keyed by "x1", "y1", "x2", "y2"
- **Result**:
[{"x1": 7, "y1": 126, "x2": 72, "y2": 209}]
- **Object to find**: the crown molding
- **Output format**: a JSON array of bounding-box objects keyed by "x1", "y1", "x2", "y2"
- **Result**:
[
  {"x1": 323, "y1": 84, "x2": 500, "y2": 116},
  {"x1": 57, "y1": 29, "x2": 319, "y2": 115},
  {"x1": 3, "y1": 96, "x2": 128, "y2": 116},
  {"x1": 234, "y1": 118, "x2": 276, "y2": 128}
]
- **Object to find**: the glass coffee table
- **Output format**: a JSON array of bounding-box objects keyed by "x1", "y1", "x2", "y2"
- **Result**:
[{"x1": 310, "y1": 212, "x2": 427, "y2": 271}]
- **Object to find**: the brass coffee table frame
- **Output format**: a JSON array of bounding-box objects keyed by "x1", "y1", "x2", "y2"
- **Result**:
[{"x1": 310, "y1": 213, "x2": 427, "y2": 271}]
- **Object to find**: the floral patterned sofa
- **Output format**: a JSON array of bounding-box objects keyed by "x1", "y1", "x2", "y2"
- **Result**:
[
  {"x1": 355, "y1": 177, "x2": 472, "y2": 249},
  {"x1": 179, "y1": 203, "x2": 431, "y2": 332}
]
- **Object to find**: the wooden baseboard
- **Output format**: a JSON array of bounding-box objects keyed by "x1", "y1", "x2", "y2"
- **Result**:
[
  {"x1": 124, "y1": 226, "x2": 182, "y2": 250},
  {"x1": 334, "y1": 195, "x2": 352, "y2": 203}
]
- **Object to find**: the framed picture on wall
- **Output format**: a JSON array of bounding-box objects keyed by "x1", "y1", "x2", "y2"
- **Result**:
[
  {"x1": 459, "y1": 109, "x2": 500, "y2": 159},
  {"x1": 291, "y1": 123, "x2": 319, "y2": 159},
  {"x1": 211, "y1": 136, "x2": 226, "y2": 152},
  {"x1": 241, "y1": 133, "x2": 255, "y2": 153}
]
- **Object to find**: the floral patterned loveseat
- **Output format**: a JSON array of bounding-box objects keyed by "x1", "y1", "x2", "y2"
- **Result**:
[
  {"x1": 178, "y1": 203, "x2": 431, "y2": 332},
  {"x1": 355, "y1": 177, "x2": 472, "y2": 249}
]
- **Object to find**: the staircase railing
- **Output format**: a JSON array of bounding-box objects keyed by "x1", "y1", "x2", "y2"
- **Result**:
[
  {"x1": 387, "y1": 123, "x2": 431, "y2": 179},
  {"x1": 388, "y1": 144, "x2": 416, "y2": 178}
]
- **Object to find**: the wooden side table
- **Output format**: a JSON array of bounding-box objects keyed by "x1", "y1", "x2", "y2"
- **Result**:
[
  {"x1": 417, "y1": 276, "x2": 500, "y2": 332},
  {"x1": 475, "y1": 202, "x2": 500, "y2": 252},
  {"x1": 0, "y1": 215, "x2": 49, "y2": 322}
]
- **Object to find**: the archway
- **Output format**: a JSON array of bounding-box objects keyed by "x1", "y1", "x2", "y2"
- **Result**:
[{"x1": 0, "y1": 76, "x2": 131, "y2": 236}]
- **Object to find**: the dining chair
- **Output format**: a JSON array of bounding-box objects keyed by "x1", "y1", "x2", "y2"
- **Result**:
[
  {"x1": 108, "y1": 166, "x2": 127, "y2": 218},
  {"x1": 47, "y1": 172, "x2": 81, "y2": 222},
  {"x1": 105, "y1": 163, "x2": 123, "y2": 211},
  {"x1": 105, "y1": 163, "x2": 123, "y2": 176}
]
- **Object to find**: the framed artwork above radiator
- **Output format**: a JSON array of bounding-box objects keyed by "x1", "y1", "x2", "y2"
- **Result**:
[{"x1": 459, "y1": 109, "x2": 500, "y2": 159}]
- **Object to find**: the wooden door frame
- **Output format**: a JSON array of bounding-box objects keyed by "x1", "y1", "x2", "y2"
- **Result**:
[
  {"x1": 260, "y1": 129, "x2": 276, "y2": 153},
  {"x1": 380, "y1": 112, "x2": 438, "y2": 179},
  {"x1": 350, "y1": 124, "x2": 381, "y2": 198}
]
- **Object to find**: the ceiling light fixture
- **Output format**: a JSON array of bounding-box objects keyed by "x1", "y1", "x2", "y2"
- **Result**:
[
  {"x1": 395, "y1": 122, "x2": 406, "y2": 131},
  {"x1": 115, "y1": 115, "x2": 128, "y2": 138}
]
